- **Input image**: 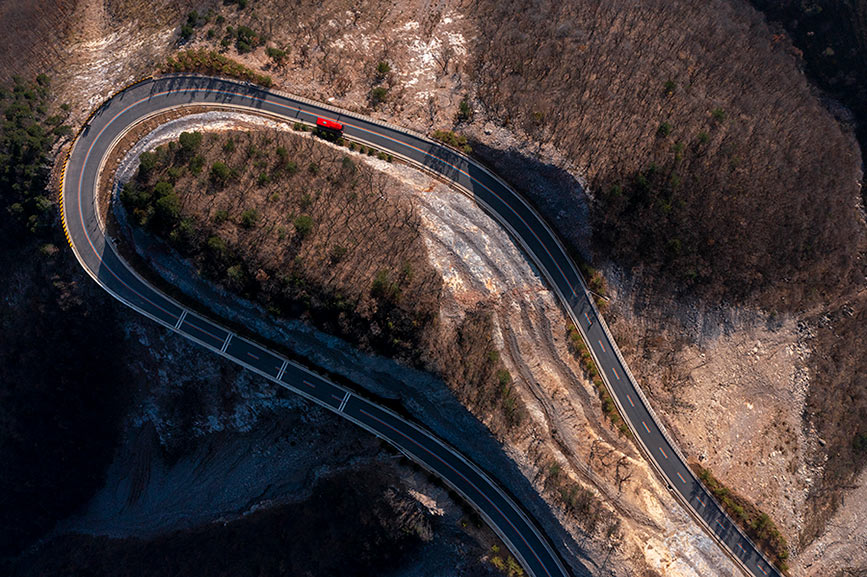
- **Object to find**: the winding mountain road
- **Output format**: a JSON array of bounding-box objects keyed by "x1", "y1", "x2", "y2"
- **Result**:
[{"x1": 60, "y1": 75, "x2": 780, "y2": 577}]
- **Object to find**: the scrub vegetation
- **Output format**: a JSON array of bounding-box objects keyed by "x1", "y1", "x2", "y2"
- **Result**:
[
  {"x1": 566, "y1": 323, "x2": 629, "y2": 437},
  {"x1": 543, "y1": 460, "x2": 613, "y2": 539},
  {"x1": 164, "y1": 49, "x2": 272, "y2": 87},
  {"x1": 692, "y1": 464, "x2": 790, "y2": 572},
  {"x1": 429, "y1": 305, "x2": 526, "y2": 430}
]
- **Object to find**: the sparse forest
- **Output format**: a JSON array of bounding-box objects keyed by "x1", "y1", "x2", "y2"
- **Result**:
[
  {"x1": 471, "y1": 0, "x2": 864, "y2": 310},
  {"x1": 121, "y1": 129, "x2": 442, "y2": 363},
  {"x1": 121, "y1": 127, "x2": 527, "y2": 430}
]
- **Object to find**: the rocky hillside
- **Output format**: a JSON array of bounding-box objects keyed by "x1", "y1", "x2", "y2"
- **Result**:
[{"x1": 2, "y1": 0, "x2": 865, "y2": 575}]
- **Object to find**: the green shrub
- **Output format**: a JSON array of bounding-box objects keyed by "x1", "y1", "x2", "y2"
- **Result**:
[
  {"x1": 189, "y1": 155, "x2": 205, "y2": 175},
  {"x1": 657, "y1": 121, "x2": 672, "y2": 137},
  {"x1": 376, "y1": 60, "x2": 391, "y2": 79},
  {"x1": 212, "y1": 209, "x2": 229, "y2": 225},
  {"x1": 457, "y1": 97, "x2": 473, "y2": 122},
  {"x1": 240, "y1": 208, "x2": 259, "y2": 229},
  {"x1": 138, "y1": 151, "x2": 157, "y2": 179},
  {"x1": 369, "y1": 86, "x2": 388, "y2": 107},
  {"x1": 432, "y1": 130, "x2": 472, "y2": 154},
  {"x1": 164, "y1": 50, "x2": 272, "y2": 88},
  {"x1": 329, "y1": 244, "x2": 348, "y2": 263},
  {"x1": 497, "y1": 369, "x2": 512, "y2": 388},
  {"x1": 207, "y1": 235, "x2": 227, "y2": 255},
  {"x1": 266, "y1": 46, "x2": 286, "y2": 65},
  {"x1": 210, "y1": 161, "x2": 231, "y2": 185},
  {"x1": 226, "y1": 264, "x2": 245, "y2": 288},
  {"x1": 154, "y1": 192, "x2": 181, "y2": 229},
  {"x1": 235, "y1": 26, "x2": 259, "y2": 54},
  {"x1": 293, "y1": 214, "x2": 314, "y2": 238},
  {"x1": 178, "y1": 131, "x2": 202, "y2": 158},
  {"x1": 371, "y1": 269, "x2": 400, "y2": 301}
]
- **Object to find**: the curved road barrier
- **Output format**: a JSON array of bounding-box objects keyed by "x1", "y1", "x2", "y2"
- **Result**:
[{"x1": 61, "y1": 75, "x2": 780, "y2": 577}]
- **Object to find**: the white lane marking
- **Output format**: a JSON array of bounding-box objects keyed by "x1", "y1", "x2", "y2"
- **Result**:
[
  {"x1": 757, "y1": 563, "x2": 768, "y2": 575},
  {"x1": 302, "y1": 379, "x2": 316, "y2": 389},
  {"x1": 220, "y1": 332, "x2": 233, "y2": 353},
  {"x1": 583, "y1": 311, "x2": 592, "y2": 325},
  {"x1": 174, "y1": 309, "x2": 187, "y2": 330},
  {"x1": 642, "y1": 420, "x2": 651, "y2": 433},
  {"x1": 247, "y1": 351, "x2": 259, "y2": 361},
  {"x1": 612, "y1": 367, "x2": 620, "y2": 380},
  {"x1": 659, "y1": 446, "x2": 669, "y2": 459},
  {"x1": 276, "y1": 360, "x2": 288, "y2": 380},
  {"x1": 626, "y1": 394, "x2": 635, "y2": 407},
  {"x1": 676, "y1": 471, "x2": 686, "y2": 484},
  {"x1": 338, "y1": 391, "x2": 351, "y2": 413},
  {"x1": 598, "y1": 339, "x2": 605, "y2": 352},
  {"x1": 696, "y1": 493, "x2": 707, "y2": 507}
]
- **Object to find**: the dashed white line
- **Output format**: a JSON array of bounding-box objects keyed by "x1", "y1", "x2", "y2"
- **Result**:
[
  {"x1": 642, "y1": 420, "x2": 651, "y2": 433},
  {"x1": 338, "y1": 391, "x2": 351, "y2": 413},
  {"x1": 612, "y1": 367, "x2": 620, "y2": 380},
  {"x1": 276, "y1": 360, "x2": 288, "y2": 380},
  {"x1": 676, "y1": 471, "x2": 686, "y2": 484},
  {"x1": 220, "y1": 332, "x2": 233, "y2": 353},
  {"x1": 626, "y1": 393, "x2": 635, "y2": 407},
  {"x1": 174, "y1": 309, "x2": 187, "y2": 330},
  {"x1": 598, "y1": 339, "x2": 605, "y2": 352},
  {"x1": 659, "y1": 446, "x2": 669, "y2": 459}
]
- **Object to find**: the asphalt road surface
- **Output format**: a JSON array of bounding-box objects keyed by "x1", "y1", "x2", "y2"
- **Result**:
[{"x1": 61, "y1": 75, "x2": 780, "y2": 577}]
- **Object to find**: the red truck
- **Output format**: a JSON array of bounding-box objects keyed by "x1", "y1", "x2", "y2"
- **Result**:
[{"x1": 316, "y1": 117, "x2": 344, "y2": 133}]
